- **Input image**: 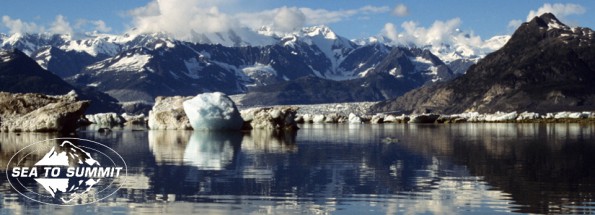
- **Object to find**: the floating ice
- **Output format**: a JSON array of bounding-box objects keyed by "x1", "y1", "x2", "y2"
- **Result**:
[{"x1": 182, "y1": 92, "x2": 243, "y2": 130}]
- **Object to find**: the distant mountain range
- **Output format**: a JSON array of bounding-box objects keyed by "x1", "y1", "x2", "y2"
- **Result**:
[
  {"x1": 0, "y1": 25, "x2": 508, "y2": 112},
  {"x1": 371, "y1": 13, "x2": 595, "y2": 114}
]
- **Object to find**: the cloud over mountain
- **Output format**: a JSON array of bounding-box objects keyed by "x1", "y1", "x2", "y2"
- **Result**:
[
  {"x1": 2, "y1": 15, "x2": 111, "y2": 35},
  {"x1": 526, "y1": 3, "x2": 585, "y2": 22},
  {"x1": 126, "y1": 0, "x2": 389, "y2": 41},
  {"x1": 508, "y1": 3, "x2": 586, "y2": 30}
]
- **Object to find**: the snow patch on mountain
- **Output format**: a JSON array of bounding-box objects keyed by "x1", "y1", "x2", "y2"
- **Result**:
[
  {"x1": 242, "y1": 63, "x2": 277, "y2": 76},
  {"x1": 107, "y1": 54, "x2": 151, "y2": 72},
  {"x1": 34, "y1": 48, "x2": 51, "y2": 69},
  {"x1": 60, "y1": 38, "x2": 120, "y2": 56},
  {"x1": 183, "y1": 58, "x2": 203, "y2": 79}
]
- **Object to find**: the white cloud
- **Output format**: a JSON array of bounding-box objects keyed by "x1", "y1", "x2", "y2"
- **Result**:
[
  {"x1": 128, "y1": 0, "x2": 390, "y2": 39},
  {"x1": 392, "y1": 4, "x2": 409, "y2": 17},
  {"x1": 379, "y1": 17, "x2": 512, "y2": 62},
  {"x1": 526, "y1": 3, "x2": 586, "y2": 22},
  {"x1": 398, "y1": 18, "x2": 466, "y2": 46},
  {"x1": 300, "y1": 6, "x2": 389, "y2": 26},
  {"x1": 379, "y1": 17, "x2": 501, "y2": 57},
  {"x1": 91, "y1": 20, "x2": 112, "y2": 32},
  {"x1": 2, "y1": 16, "x2": 44, "y2": 34},
  {"x1": 2, "y1": 15, "x2": 107, "y2": 35},
  {"x1": 49, "y1": 15, "x2": 73, "y2": 35},
  {"x1": 359, "y1": 5, "x2": 391, "y2": 14},
  {"x1": 74, "y1": 19, "x2": 112, "y2": 33},
  {"x1": 507, "y1": 19, "x2": 522, "y2": 31},
  {"x1": 236, "y1": 5, "x2": 389, "y2": 30},
  {"x1": 382, "y1": 23, "x2": 399, "y2": 41},
  {"x1": 273, "y1": 7, "x2": 306, "y2": 32},
  {"x1": 128, "y1": 0, "x2": 238, "y2": 39}
]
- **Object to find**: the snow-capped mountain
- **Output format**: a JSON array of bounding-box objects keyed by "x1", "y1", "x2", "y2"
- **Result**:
[
  {"x1": 354, "y1": 30, "x2": 511, "y2": 72},
  {"x1": 371, "y1": 13, "x2": 595, "y2": 114},
  {"x1": 1, "y1": 25, "x2": 473, "y2": 107}
]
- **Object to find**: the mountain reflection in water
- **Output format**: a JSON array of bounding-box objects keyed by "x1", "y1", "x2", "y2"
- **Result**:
[{"x1": 0, "y1": 123, "x2": 593, "y2": 214}]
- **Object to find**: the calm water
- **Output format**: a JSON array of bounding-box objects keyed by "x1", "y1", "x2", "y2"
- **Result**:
[{"x1": 1, "y1": 123, "x2": 595, "y2": 214}]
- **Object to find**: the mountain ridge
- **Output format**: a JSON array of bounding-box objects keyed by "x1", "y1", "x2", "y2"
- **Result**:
[
  {"x1": 370, "y1": 13, "x2": 595, "y2": 114},
  {"x1": 0, "y1": 24, "x2": 510, "y2": 112}
]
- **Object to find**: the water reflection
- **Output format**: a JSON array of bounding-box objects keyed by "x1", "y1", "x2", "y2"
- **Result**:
[
  {"x1": 0, "y1": 132, "x2": 60, "y2": 170},
  {"x1": 148, "y1": 130, "x2": 191, "y2": 165},
  {"x1": 0, "y1": 123, "x2": 593, "y2": 214},
  {"x1": 183, "y1": 131, "x2": 241, "y2": 170},
  {"x1": 241, "y1": 129, "x2": 297, "y2": 153},
  {"x1": 384, "y1": 123, "x2": 595, "y2": 214}
]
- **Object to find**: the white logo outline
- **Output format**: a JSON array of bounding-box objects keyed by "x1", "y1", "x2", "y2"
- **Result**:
[{"x1": 5, "y1": 137, "x2": 128, "y2": 206}]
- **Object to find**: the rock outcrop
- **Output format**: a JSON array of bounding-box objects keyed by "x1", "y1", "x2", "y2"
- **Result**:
[
  {"x1": 148, "y1": 96, "x2": 192, "y2": 130},
  {"x1": 0, "y1": 91, "x2": 89, "y2": 132},
  {"x1": 241, "y1": 107, "x2": 299, "y2": 130}
]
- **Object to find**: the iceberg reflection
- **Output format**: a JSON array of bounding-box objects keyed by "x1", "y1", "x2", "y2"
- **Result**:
[{"x1": 182, "y1": 131, "x2": 242, "y2": 170}]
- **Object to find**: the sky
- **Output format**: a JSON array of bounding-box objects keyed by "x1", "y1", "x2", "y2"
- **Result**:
[{"x1": 0, "y1": 0, "x2": 593, "y2": 42}]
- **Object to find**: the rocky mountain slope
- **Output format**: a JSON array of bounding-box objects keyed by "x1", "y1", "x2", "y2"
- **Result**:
[
  {"x1": 371, "y1": 13, "x2": 595, "y2": 114},
  {"x1": 0, "y1": 49, "x2": 121, "y2": 113},
  {"x1": 1, "y1": 26, "x2": 463, "y2": 107}
]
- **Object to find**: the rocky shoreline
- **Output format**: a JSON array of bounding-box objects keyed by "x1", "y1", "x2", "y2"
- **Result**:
[
  {"x1": 293, "y1": 111, "x2": 595, "y2": 124},
  {"x1": 2, "y1": 91, "x2": 595, "y2": 133},
  {"x1": 0, "y1": 91, "x2": 89, "y2": 132}
]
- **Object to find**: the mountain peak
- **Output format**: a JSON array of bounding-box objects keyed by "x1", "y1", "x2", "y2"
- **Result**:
[
  {"x1": 301, "y1": 25, "x2": 337, "y2": 40},
  {"x1": 529, "y1": 13, "x2": 569, "y2": 30},
  {"x1": 371, "y1": 12, "x2": 595, "y2": 115}
]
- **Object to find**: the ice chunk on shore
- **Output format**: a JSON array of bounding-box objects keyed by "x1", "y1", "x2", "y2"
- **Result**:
[
  {"x1": 371, "y1": 114, "x2": 384, "y2": 124},
  {"x1": 484, "y1": 111, "x2": 518, "y2": 122},
  {"x1": 384, "y1": 115, "x2": 397, "y2": 123},
  {"x1": 554, "y1": 112, "x2": 586, "y2": 119},
  {"x1": 302, "y1": 114, "x2": 314, "y2": 123},
  {"x1": 313, "y1": 114, "x2": 325, "y2": 123},
  {"x1": 182, "y1": 92, "x2": 243, "y2": 130},
  {"x1": 348, "y1": 113, "x2": 362, "y2": 124},
  {"x1": 516, "y1": 112, "x2": 540, "y2": 121},
  {"x1": 324, "y1": 113, "x2": 339, "y2": 123},
  {"x1": 85, "y1": 112, "x2": 124, "y2": 125}
]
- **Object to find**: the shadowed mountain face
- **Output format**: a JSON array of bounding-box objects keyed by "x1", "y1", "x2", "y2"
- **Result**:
[
  {"x1": 240, "y1": 73, "x2": 421, "y2": 106},
  {"x1": 371, "y1": 13, "x2": 595, "y2": 114},
  {"x1": 239, "y1": 46, "x2": 454, "y2": 106},
  {"x1": 0, "y1": 49, "x2": 74, "y2": 94},
  {"x1": 0, "y1": 49, "x2": 121, "y2": 113}
]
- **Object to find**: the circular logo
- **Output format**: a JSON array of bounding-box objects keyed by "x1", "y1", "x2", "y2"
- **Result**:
[{"x1": 5, "y1": 138, "x2": 127, "y2": 205}]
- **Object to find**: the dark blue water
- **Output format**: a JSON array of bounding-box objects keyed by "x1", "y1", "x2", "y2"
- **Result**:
[{"x1": 1, "y1": 123, "x2": 595, "y2": 214}]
